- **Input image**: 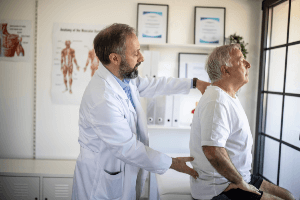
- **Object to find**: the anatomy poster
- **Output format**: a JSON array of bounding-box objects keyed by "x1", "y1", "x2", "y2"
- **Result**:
[
  {"x1": 52, "y1": 23, "x2": 105, "y2": 105},
  {"x1": 0, "y1": 20, "x2": 31, "y2": 62}
]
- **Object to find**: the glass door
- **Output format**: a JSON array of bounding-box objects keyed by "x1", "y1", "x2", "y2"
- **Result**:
[{"x1": 254, "y1": 0, "x2": 300, "y2": 199}]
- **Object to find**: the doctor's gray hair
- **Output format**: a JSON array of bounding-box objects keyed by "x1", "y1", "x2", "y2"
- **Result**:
[
  {"x1": 205, "y1": 44, "x2": 241, "y2": 83},
  {"x1": 94, "y1": 23, "x2": 136, "y2": 66}
]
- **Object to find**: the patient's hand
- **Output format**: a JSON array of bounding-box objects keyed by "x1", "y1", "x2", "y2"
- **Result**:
[
  {"x1": 224, "y1": 180, "x2": 261, "y2": 195},
  {"x1": 170, "y1": 157, "x2": 199, "y2": 179}
]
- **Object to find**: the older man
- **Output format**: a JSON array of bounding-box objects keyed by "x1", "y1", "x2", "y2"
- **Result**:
[
  {"x1": 189, "y1": 44, "x2": 295, "y2": 200},
  {"x1": 71, "y1": 23, "x2": 210, "y2": 200}
]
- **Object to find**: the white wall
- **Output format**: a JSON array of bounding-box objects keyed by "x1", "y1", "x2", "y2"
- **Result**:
[
  {"x1": 0, "y1": 0, "x2": 262, "y2": 159},
  {"x1": 0, "y1": 0, "x2": 36, "y2": 158}
]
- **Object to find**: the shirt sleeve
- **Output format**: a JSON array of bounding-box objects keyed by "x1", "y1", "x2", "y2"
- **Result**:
[
  {"x1": 200, "y1": 101, "x2": 230, "y2": 147},
  {"x1": 135, "y1": 76, "x2": 191, "y2": 98}
]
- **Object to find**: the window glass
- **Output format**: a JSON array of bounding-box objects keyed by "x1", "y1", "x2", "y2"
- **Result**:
[
  {"x1": 285, "y1": 44, "x2": 300, "y2": 94},
  {"x1": 265, "y1": 48, "x2": 286, "y2": 92},
  {"x1": 282, "y1": 96, "x2": 300, "y2": 148},
  {"x1": 269, "y1": 1, "x2": 289, "y2": 47},
  {"x1": 263, "y1": 137, "x2": 279, "y2": 184},
  {"x1": 279, "y1": 144, "x2": 300, "y2": 199},
  {"x1": 264, "y1": 94, "x2": 283, "y2": 139},
  {"x1": 289, "y1": 0, "x2": 300, "y2": 43}
]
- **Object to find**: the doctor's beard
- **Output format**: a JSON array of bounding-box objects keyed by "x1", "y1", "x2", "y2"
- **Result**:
[{"x1": 119, "y1": 57, "x2": 141, "y2": 79}]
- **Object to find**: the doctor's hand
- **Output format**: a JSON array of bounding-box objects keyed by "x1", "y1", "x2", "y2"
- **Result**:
[
  {"x1": 170, "y1": 157, "x2": 199, "y2": 180},
  {"x1": 196, "y1": 79, "x2": 210, "y2": 95}
]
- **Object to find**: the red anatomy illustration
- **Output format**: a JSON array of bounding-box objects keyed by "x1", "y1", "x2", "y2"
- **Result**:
[
  {"x1": 61, "y1": 40, "x2": 80, "y2": 94},
  {"x1": 84, "y1": 48, "x2": 99, "y2": 77},
  {"x1": 1, "y1": 23, "x2": 24, "y2": 57}
]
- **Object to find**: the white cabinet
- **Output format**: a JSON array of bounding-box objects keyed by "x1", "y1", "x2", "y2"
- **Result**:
[
  {"x1": 0, "y1": 176, "x2": 39, "y2": 200},
  {"x1": 0, "y1": 159, "x2": 76, "y2": 200},
  {"x1": 0, "y1": 176, "x2": 74, "y2": 200},
  {"x1": 43, "y1": 178, "x2": 73, "y2": 200}
]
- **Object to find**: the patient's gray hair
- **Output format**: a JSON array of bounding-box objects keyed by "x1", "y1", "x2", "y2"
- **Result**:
[{"x1": 205, "y1": 44, "x2": 241, "y2": 83}]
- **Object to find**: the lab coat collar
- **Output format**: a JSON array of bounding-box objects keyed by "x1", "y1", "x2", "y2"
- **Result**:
[
  {"x1": 111, "y1": 73, "x2": 130, "y2": 91},
  {"x1": 96, "y1": 66, "x2": 136, "y2": 114},
  {"x1": 96, "y1": 66, "x2": 128, "y2": 100}
]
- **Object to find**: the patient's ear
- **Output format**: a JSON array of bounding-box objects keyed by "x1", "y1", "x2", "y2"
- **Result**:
[{"x1": 221, "y1": 65, "x2": 230, "y2": 77}]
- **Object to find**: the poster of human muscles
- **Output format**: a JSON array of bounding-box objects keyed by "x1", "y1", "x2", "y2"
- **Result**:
[
  {"x1": 51, "y1": 23, "x2": 105, "y2": 105},
  {"x1": 0, "y1": 20, "x2": 31, "y2": 62}
]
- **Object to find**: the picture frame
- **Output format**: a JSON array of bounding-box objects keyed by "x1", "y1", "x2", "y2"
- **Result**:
[
  {"x1": 178, "y1": 53, "x2": 210, "y2": 84},
  {"x1": 137, "y1": 3, "x2": 169, "y2": 44},
  {"x1": 194, "y1": 6, "x2": 226, "y2": 46}
]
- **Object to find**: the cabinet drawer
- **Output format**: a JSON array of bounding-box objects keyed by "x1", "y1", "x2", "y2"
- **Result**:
[
  {"x1": 0, "y1": 176, "x2": 39, "y2": 200},
  {"x1": 43, "y1": 177, "x2": 73, "y2": 200}
]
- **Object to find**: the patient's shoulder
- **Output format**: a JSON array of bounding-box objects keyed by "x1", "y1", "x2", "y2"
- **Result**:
[
  {"x1": 200, "y1": 86, "x2": 233, "y2": 109},
  {"x1": 202, "y1": 86, "x2": 224, "y2": 100}
]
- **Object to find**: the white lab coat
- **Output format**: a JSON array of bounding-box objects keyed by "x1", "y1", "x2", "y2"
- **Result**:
[{"x1": 72, "y1": 66, "x2": 191, "y2": 200}]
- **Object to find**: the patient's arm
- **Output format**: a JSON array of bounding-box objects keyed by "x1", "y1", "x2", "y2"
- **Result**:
[
  {"x1": 196, "y1": 79, "x2": 210, "y2": 95},
  {"x1": 170, "y1": 156, "x2": 199, "y2": 180},
  {"x1": 202, "y1": 146, "x2": 260, "y2": 195}
]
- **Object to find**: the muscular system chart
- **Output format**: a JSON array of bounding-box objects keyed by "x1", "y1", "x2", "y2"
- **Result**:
[{"x1": 51, "y1": 23, "x2": 105, "y2": 105}]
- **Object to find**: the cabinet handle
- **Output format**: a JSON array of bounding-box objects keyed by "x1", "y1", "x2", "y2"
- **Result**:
[{"x1": 35, "y1": 198, "x2": 38, "y2": 200}]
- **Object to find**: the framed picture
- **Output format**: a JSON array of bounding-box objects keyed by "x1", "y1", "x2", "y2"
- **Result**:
[
  {"x1": 194, "y1": 6, "x2": 226, "y2": 46},
  {"x1": 178, "y1": 53, "x2": 210, "y2": 84},
  {"x1": 137, "y1": 3, "x2": 169, "y2": 44}
]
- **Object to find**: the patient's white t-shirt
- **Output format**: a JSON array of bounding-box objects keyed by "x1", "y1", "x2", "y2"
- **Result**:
[{"x1": 189, "y1": 86, "x2": 253, "y2": 200}]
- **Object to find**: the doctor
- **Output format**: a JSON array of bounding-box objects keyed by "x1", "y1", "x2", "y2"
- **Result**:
[{"x1": 72, "y1": 23, "x2": 210, "y2": 200}]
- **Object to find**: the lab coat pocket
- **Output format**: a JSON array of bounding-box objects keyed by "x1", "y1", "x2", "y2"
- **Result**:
[
  {"x1": 91, "y1": 168, "x2": 123, "y2": 200},
  {"x1": 102, "y1": 169, "x2": 123, "y2": 199}
]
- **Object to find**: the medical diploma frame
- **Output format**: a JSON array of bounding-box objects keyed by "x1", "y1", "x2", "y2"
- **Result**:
[
  {"x1": 194, "y1": 7, "x2": 226, "y2": 46},
  {"x1": 178, "y1": 53, "x2": 210, "y2": 84},
  {"x1": 137, "y1": 3, "x2": 169, "y2": 44}
]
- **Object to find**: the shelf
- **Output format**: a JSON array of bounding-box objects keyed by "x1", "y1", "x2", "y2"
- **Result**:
[
  {"x1": 148, "y1": 125, "x2": 191, "y2": 130},
  {"x1": 140, "y1": 43, "x2": 218, "y2": 49},
  {"x1": 0, "y1": 159, "x2": 76, "y2": 175}
]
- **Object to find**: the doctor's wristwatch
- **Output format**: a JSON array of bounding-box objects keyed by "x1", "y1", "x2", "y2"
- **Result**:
[{"x1": 193, "y1": 78, "x2": 198, "y2": 88}]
